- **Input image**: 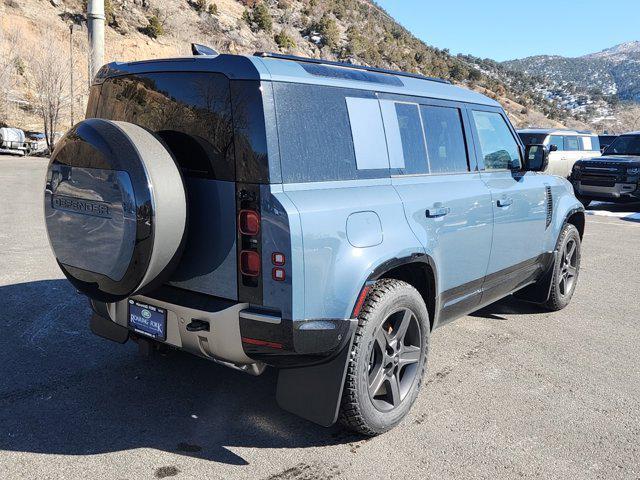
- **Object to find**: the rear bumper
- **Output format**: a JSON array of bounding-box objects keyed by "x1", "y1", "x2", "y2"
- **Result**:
[
  {"x1": 239, "y1": 313, "x2": 357, "y2": 368},
  {"x1": 90, "y1": 287, "x2": 355, "y2": 370}
]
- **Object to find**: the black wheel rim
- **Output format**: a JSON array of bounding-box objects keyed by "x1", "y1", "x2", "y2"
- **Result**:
[
  {"x1": 367, "y1": 308, "x2": 422, "y2": 412},
  {"x1": 559, "y1": 238, "x2": 578, "y2": 297}
]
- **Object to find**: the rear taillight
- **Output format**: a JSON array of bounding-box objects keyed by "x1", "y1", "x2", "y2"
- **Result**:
[
  {"x1": 239, "y1": 209, "x2": 260, "y2": 236},
  {"x1": 240, "y1": 250, "x2": 261, "y2": 277},
  {"x1": 237, "y1": 185, "x2": 263, "y2": 304}
]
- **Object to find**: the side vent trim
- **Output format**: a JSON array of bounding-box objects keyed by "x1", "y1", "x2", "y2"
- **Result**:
[{"x1": 545, "y1": 185, "x2": 553, "y2": 229}]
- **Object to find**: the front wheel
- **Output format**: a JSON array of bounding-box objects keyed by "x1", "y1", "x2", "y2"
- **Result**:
[
  {"x1": 543, "y1": 223, "x2": 581, "y2": 311},
  {"x1": 339, "y1": 279, "x2": 430, "y2": 436}
]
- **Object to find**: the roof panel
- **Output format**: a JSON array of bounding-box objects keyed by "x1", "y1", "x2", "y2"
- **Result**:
[
  {"x1": 98, "y1": 53, "x2": 499, "y2": 107},
  {"x1": 250, "y1": 56, "x2": 499, "y2": 106}
]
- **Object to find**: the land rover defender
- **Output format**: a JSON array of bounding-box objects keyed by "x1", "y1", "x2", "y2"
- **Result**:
[
  {"x1": 44, "y1": 51, "x2": 585, "y2": 435},
  {"x1": 572, "y1": 132, "x2": 640, "y2": 207}
]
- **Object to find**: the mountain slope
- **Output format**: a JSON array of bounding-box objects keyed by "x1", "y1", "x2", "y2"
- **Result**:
[
  {"x1": 1, "y1": 0, "x2": 586, "y2": 131},
  {"x1": 504, "y1": 42, "x2": 640, "y2": 102}
]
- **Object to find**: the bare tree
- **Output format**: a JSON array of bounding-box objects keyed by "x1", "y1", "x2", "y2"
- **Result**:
[
  {"x1": 0, "y1": 27, "x2": 20, "y2": 124},
  {"x1": 25, "y1": 29, "x2": 72, "y2": 151},
  {"x1": 594, "y1": 104, "x2": 640, "y2": 134},
  {"x1": 615, "y1": 105, "x2": 640, "y2": 133}
]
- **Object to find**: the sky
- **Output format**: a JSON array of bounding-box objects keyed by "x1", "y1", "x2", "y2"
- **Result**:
[{"x1": 376, "y1": 0, "x2": 640, "y2": 61}]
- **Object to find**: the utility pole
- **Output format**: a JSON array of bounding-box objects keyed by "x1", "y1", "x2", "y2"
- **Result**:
[
  {"x1": 69, "y1": 24, "x2": 80, "y2": 127},
  {"x1": 87, "y1": 0, "x2": 105, "y2": 81}
]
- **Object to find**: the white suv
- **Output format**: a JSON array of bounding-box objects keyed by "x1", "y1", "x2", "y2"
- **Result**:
[{"x1": 518, "y1": 129, "x2": 601, "y2": 178}]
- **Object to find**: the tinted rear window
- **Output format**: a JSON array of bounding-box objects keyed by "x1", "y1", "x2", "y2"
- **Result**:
[
  {"x1": 95, "y1": 72, "x2": 234, "y2": 180},
  {"x1": 273, "y1": 82, "x2": 389, "y2": 183}
]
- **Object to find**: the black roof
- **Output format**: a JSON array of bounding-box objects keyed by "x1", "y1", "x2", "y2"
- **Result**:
[{"x1": 254, "y1": 52, "x2": 452, "y2": 85}]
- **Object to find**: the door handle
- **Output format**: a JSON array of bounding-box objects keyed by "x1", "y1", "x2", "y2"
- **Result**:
[
  {"x1": 497, "y1": 197, "x2": 513, "y2": 207},
  {"x1": 426, "y1": 206, "x2": 450, "y2": 218}
]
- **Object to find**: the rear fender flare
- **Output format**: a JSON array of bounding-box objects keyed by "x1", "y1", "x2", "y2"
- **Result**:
[{"x1": 359, "y1": 252, "x2": 440, "y2": 326}]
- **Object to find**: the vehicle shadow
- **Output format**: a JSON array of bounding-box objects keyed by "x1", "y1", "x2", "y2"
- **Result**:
[
  {"x1": 0, "y1": 279, "x2": 360, "y2": 465},
  {"x1": 469, "y1": 295, "x2": 548, "y2": 320},
  {"x1": 587, "y1": 201, "x2": 640, "y2": 214}
]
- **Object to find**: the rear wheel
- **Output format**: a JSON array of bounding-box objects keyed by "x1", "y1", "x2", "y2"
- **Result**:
[
  {"x1": 339, "y1": 279, "x2": 430, "y2": 436},
  {"x1": 544, "y1": 224, "x2": 581, "y2": 311}
]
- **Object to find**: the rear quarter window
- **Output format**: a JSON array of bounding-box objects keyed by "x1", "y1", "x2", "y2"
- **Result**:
[{"x1": 273, "y1": 82, "x2": 389, "y2": 183}]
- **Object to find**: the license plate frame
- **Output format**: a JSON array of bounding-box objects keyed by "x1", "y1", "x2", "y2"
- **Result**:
[{"x1": 128, "y1": 299, "x2": 167, "y2": 341}]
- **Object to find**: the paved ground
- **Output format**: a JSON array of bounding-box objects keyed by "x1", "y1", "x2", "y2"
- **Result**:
[{"x1": 1, "y1": 156, "x2": 639, "y2": 480}]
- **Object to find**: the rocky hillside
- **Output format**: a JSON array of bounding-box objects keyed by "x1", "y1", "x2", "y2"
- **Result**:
[
  {"x1": 0, "y1": 0, "x2": 592, "y2": 133},
  {"x1": 504, "y1": 41, "x2": 640, "y2": 104}
]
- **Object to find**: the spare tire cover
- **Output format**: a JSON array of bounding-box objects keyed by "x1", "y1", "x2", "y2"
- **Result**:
[{"x1": 44, "y1": 119, "x2": 187, "y2": 302}]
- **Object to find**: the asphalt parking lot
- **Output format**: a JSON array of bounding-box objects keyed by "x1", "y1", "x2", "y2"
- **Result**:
[{"x1": 1, "y1": 156, "x2": 639, "y2": 480}]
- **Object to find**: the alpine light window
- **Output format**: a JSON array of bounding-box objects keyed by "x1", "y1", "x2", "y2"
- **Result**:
[{"x1": 346, "y1": 97, "x2": 390, "y2": 170}]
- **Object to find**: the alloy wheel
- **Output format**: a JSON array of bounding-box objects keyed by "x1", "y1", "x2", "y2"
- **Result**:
[
  {"x1": 367, "y1": 308, "x2": 422, "y2": 412},
  {"x1": 559, "y1": 238, "x2": 578, "y2": 297}
]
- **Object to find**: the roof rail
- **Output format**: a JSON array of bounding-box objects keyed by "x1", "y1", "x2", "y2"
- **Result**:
[{"x1": 254, "y1": 52, "x2": 452, "y2": 85}]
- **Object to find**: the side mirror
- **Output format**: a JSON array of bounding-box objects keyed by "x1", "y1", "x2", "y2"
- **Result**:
[
  {"x1": 549, "y1": 144, "x2": 558, "y2": 152},
  {"x1": 524, "y1": 144, "x2": 550, "y2": 172}
]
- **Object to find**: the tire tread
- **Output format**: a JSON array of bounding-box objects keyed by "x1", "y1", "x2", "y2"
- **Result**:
[
  {"x1": 338, "y1": 279, "x2": 427, "y2": 436},
  {"x1": 544, "y1": 223, "x2": 580, "y2": 311}
]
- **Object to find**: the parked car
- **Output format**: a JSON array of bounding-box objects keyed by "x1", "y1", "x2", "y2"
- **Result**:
[
  {"x1": 24, "y1": 131, "x2": 48, "y2": 156},
  {"x1": 598, "y1": 134, "x2": 618, "y2": 153},
  {"x1": 571, "y1": 132, "x2": 640, "y2": 207},
  {"x1": 43, "y1": 51, "x2": 586, "y2": 435},
  {"x1": 518, "y1": 129, "x2": 601, "y2": 178},
  {"x1": 0, "y1": 127, "x2": 30, "y2": 156}
]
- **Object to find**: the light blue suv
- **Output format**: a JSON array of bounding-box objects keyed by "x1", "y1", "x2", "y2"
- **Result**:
[{"x1": 44, "y1": 50, "x2": 585, "y2": 435}]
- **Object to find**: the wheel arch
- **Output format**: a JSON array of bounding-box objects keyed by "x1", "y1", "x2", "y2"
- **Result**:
[
  {"x1": 565, "y1": 209, "x2": 585, "y2": 239},
  {"x1": 365, "y1": 254, "x2": 438, "y2": 330}
]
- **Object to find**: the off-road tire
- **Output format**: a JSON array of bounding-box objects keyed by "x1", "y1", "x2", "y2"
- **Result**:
[
  {"x1": 338, "y1": 279, "x2": 430, "y2": 436},
  {"x1": 544, "y1": 223, "x2": 581, "y2": 311}
]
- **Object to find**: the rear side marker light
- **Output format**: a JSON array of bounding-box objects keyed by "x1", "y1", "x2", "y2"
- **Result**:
[
  {"x1": 272, "y1": 252, "x2": 285, "y2": 266},
  {"x1": 272, "y1": 267, "x2": 285, "y2": 281},
  {"x1": 241, "y1": 337, "x2": 283, "y2": 349},
  {"x1": 239, "y1": 209, "x2": 260, "y2": 236},
  {"x1": 240, "y1": 250, "x2": 261, "y2": 277},
  {"x1": 352, "y1": 284, "x2": 371, "y2": 318}
]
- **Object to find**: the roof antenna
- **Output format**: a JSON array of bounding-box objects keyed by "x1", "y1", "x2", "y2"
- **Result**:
[{"x1": 191, "y1": 43, "x2": 219, "y2": 56}]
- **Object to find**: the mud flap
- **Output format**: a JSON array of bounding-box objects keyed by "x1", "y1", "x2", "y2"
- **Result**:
[
  {"x1": 276, "y1": 323, "x2": 356, "y2": 427},
  {"x1": 514, "y1": 250, "x2": 558, "y2": 303},
  {"x1": 90, "y1": 313, "x2": 129, "y2": 344}
]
